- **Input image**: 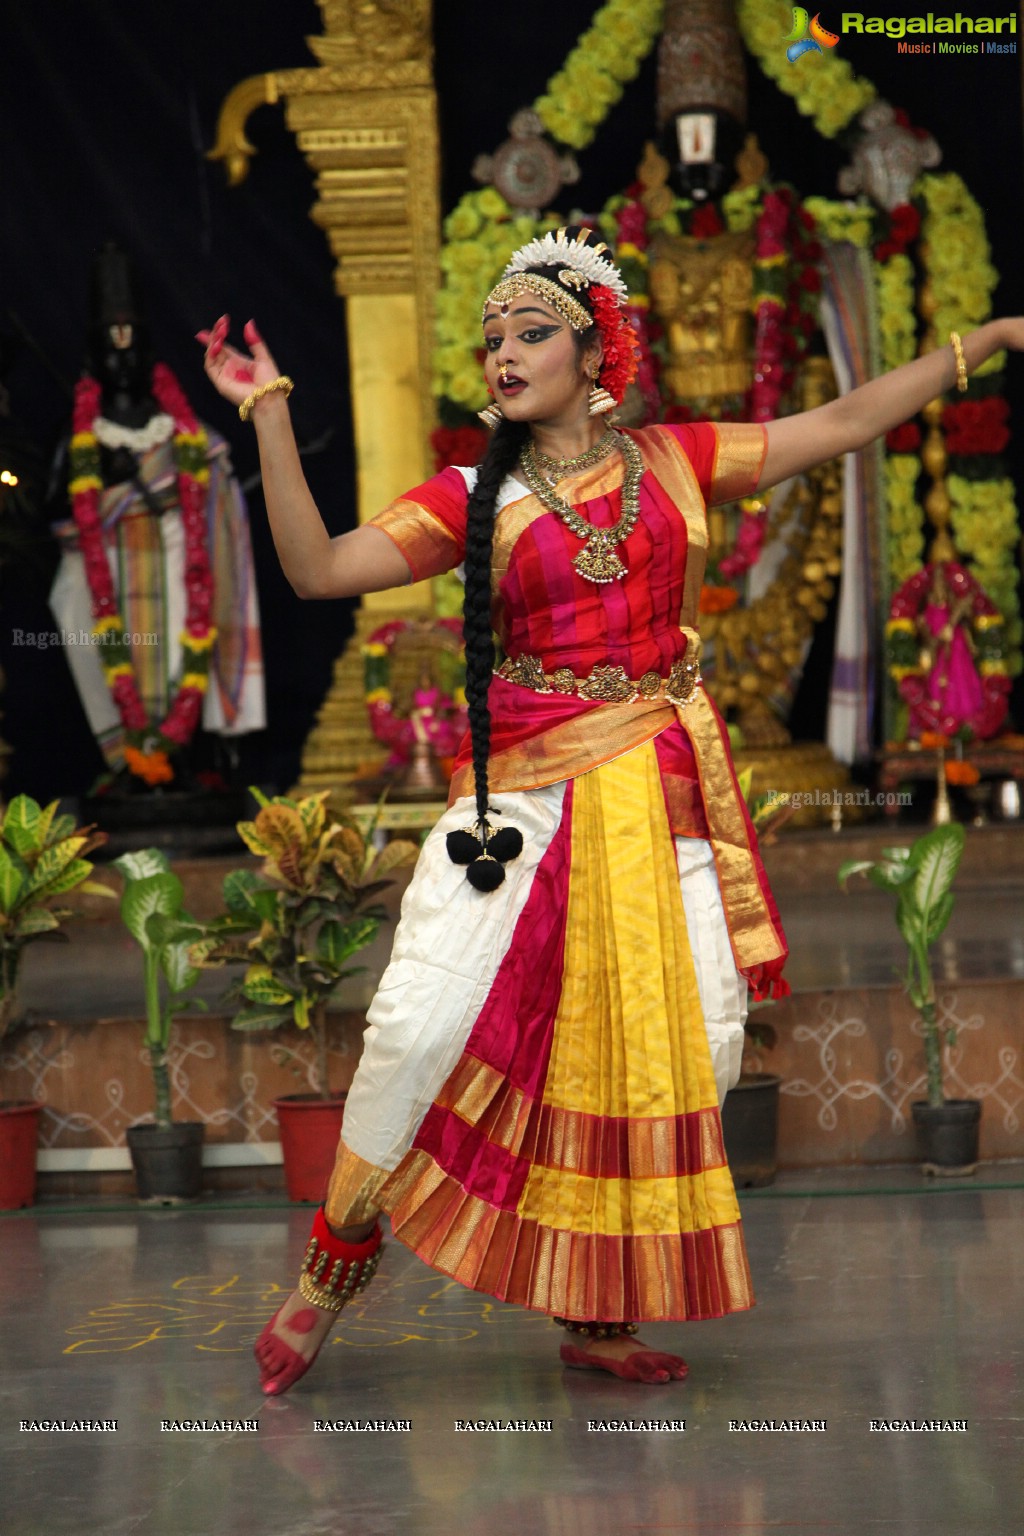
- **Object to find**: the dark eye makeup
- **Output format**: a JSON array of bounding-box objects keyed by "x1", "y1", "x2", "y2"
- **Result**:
[{"x1": 483, "y1": 323, "x2": 562, "y2": 352}]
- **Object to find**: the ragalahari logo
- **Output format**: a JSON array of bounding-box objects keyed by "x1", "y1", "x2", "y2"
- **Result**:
[{"x1": 786, "y1": 8, "x2": 840, "y2": 61}]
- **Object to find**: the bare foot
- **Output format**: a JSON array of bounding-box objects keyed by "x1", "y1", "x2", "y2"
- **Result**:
[
  {"x1": 560, "y1": 1333, "x2": 689, "y2": 1384},
  {"x1": 255, "y1": 1290, "x2": 337, "y2": 1396}
]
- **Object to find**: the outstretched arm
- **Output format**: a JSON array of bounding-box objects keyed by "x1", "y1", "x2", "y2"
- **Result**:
[
  {"x1": 757, "y1": 319, "x2": 1023, "y2": 492},
  {"x1": 199, "y1": 317, "x2": 412, "y2": 600}
]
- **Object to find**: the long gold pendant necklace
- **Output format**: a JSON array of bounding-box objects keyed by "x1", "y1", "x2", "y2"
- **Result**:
[{"x1": 519, "y1": 430, "x2": 643, "y2": 584}]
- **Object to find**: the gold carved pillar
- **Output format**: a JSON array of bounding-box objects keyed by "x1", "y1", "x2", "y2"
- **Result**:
[{"x1": 210, "y1": 0, "x2": 440, "y2": 789}]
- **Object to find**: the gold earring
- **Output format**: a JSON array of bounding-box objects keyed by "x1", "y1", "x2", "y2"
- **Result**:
[
  {"x1": 478, "y1": 402, "x2": 504, "y2": 429},
  {"x1": 588, "y1": 383, "x2": 617, "y2": 417}
]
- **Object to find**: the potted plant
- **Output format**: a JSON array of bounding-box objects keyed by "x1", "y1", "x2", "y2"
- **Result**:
[
  {"x1": 0, "y1": 794, "x2": 112, "y2": 1208},
  {"x1": 719, "y1": 776, "x2": 798, "y2": 1188},
  {"x1": 194, "y1": 789, "x2": 416, "y2": 1200},
  {"x1": 838, "y1": 821, "x2": 978, "y2": 1174},
  {"x1": 113, "y1": 849, "x2": 208, "y2": 1202}
]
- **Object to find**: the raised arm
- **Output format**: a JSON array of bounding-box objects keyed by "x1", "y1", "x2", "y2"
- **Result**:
[
  {"x1": 757, "y1": 319, "x2": 1024, "y2": 492},
  {"x1": 198, "y1": 317, "x2": 412, "y2": 599}
]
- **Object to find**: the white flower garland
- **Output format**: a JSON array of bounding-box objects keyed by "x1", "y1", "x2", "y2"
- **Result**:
[{"x1": 92, "y1": 412, "x2": 175, "y2": 453}]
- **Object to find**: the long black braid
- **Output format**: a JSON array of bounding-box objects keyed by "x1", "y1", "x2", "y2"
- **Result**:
[
  {"x1": 446, "y1": 416, "x2": 529, "y2": 890},
  {"x1": 446, "y1": 228, "x2": 606, "y2": 891}
]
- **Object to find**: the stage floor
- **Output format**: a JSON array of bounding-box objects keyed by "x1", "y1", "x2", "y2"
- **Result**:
[{"x1": 3, "y1": 1170, "x2": 1022, "y2": 1536}]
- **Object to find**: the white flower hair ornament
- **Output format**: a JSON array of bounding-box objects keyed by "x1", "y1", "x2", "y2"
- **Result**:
[{"x1": 503, "y1": 226, "x2": 629, "y2": 305}]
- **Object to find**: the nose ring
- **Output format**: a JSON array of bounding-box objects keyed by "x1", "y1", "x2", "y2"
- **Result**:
[{"x1": 498, "y1": 362, "x2": 509, "y2": 382}]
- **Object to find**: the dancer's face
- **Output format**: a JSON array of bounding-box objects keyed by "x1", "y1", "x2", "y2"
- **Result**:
[{"x1": 481, "y1": 293, "x2": 598, "y2": 426}]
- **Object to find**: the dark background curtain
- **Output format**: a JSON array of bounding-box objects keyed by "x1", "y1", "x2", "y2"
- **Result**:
[{"x1": 1, "y1": 1, "x2": 1021, "y2": 800}]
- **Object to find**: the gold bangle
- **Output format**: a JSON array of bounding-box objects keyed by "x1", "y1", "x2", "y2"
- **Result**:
[
  {"x1": 949, "y1": 332, "x2": 968, "y2": 394},
  {"x1": 239, "y1": 375, "x2": 294, "y2": 422}
]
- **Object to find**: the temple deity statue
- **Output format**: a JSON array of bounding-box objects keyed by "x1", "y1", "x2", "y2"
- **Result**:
[
  {"x1": 646, "y1": 0, "x2": 760, "y2": 415},
  {"x1": 50, "y1": 244, "x2": 265, "y2": 789}
]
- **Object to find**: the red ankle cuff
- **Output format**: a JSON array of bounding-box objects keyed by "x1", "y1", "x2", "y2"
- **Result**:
[{"x1": 299, "y1": 1206, "x2": 383, "y2": 1312}]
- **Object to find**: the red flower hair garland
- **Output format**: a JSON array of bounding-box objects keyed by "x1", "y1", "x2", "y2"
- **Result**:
[{"x1": 589, "y1": 284, "x2": 640, "y2": 404}]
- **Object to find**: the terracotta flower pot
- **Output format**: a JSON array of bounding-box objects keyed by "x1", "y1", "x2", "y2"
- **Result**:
[
  {"x1": 274, "y1": 1094, "x2": 347, "y2": 1203},
  {"x1": 0, "y1": 1100, "x2": 43, "y2": 1210}
]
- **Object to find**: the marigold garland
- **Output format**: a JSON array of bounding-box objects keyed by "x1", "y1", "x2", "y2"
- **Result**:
[
  {"x1": 533, "y1": 0, "x2": 663, "y2": 152},
  {"x1": 68, "y1": 366, "x2": 217, "y2": 783}
]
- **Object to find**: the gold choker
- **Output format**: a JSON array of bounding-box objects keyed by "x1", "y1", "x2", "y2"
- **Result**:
[{"x1": 529, "y1": 429, "x2": 618, "y2": 481}]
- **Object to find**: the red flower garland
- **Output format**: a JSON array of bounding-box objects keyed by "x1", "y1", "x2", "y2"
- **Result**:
[
  {"x1": 751, "y1": 191, "x2": 821, "y2": 425},
  {"x1": 69, "y1": 366, "x2": 216, "y2": 781},
  {"x1": 431, "y1": 424, "x2": 489, "y2": 472},
  {"x1": 941, "y1": 397, "x2": 1011, "y2": 457},
  {"x1": 874, "y1": 201, "x2": 921, "y2": 263},
  {"x1": 609, "y1": 195, "x2": 661, "y2": 422}
]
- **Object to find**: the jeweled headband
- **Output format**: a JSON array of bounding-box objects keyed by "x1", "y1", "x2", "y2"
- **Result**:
[{"x1": 482, "y1": 272, "x2": 592, "y2": 332}]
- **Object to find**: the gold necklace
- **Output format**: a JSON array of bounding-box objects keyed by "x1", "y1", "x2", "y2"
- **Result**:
[
  {"x1": 530, "y1": 428, "x2": 617, "y2": 481},
  {"x1": 520, "y1": 430, "x2": 643, "y2": 584}
]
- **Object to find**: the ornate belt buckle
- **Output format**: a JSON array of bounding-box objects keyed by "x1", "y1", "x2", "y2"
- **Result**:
[{"x1": 578, "y1": 664, "x2": 637, "y2": 704}]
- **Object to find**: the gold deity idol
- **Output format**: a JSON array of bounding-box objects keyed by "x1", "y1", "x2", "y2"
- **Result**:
[{"x1": 648, "y1": 227, "x2": 756, "y2": 407}]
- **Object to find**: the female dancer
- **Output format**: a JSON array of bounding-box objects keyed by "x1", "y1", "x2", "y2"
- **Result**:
[{"x1": 200, "y1": 227, "x2": 1018, "y2": 1395}]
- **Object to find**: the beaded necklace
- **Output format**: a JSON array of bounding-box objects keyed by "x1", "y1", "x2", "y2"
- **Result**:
[{"x1": 520, "y1": 430, "x2": 643, "y2": 584}]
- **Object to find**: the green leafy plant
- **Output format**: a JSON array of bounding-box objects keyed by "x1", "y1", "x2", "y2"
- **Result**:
[
  {"x1": 194, "y1": 789, "x2": 417, "y2": 1100},
  {"x1": 0, "y1": 794, "x2": 113, "y2": 1041},
  {"x1": 113, "y1": 850, "x2": 206, "y2": 1128},
  {"x1": 838, "y1": 822, "x2": 965, "y2": 1108}
]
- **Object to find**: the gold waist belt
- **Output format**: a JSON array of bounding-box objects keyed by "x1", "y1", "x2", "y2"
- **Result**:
[{"x1": 497, "y1": 652, "x2": 701, "y2": 707}]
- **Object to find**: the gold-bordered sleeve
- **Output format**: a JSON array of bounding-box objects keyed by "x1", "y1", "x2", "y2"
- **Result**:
[
  {"x1": 368, "y1": 466, "x2": 470, "y2": 581},
  {"x1": 708, "y1": 423, "x2": 769, "y2": 507}
]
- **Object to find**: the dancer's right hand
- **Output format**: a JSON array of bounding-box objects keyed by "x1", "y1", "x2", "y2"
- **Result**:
[{"x1": 196, "y1": 315, "x2": 284, "y2": 411}]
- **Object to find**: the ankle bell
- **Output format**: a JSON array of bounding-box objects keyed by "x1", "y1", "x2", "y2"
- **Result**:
[
  {"x1": 553, "y1": 1317, "x2": 640, "y2": 1340},
  {"x1": 298, "y1": 1206, "x2": 383, "y2": 1313}
]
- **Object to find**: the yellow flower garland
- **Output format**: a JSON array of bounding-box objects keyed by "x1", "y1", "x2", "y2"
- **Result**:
[
  {"x1": 534, "y1": 0, "x2": 663, "y2": 152},
  {"x1": 736, "y1": 0, "x2": 876, "y2": 138},
  {"x1": 948, "y1": 475, "x2": 1022, "y2": 672},
  {"x1": 918, "y1": 174, "x2": 1004, "y2": 374},
  {"x1": 886, "y1": 454, "x2": 926, "y2": 585},
  {"x1": 800, "y1": 198, "x2": 874, "y2": 249},
  {"x1": 875, "y1": 254, "x2": 916, "y2": 374}
]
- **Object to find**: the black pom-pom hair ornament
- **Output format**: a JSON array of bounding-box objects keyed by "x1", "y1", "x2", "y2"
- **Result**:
[{"x1": 446, "y1": 817, "x2": 525, "y2": 891}]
